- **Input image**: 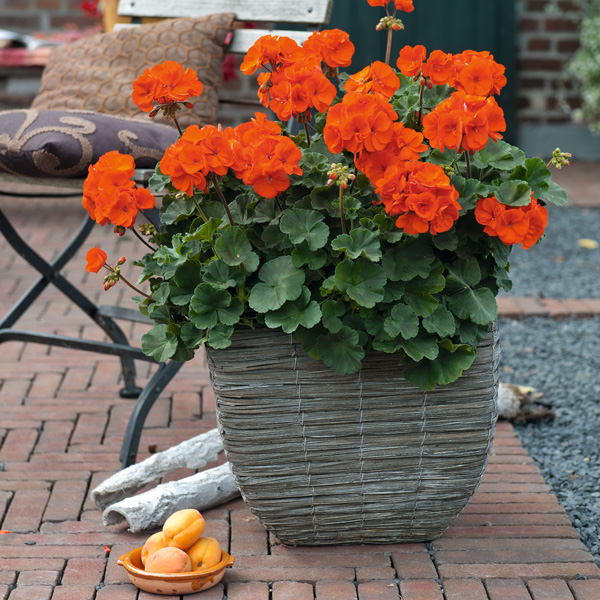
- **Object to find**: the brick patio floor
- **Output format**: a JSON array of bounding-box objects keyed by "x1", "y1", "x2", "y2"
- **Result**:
[{"x1": 1, "y1": 164, "x2": 600, "y2": 600}]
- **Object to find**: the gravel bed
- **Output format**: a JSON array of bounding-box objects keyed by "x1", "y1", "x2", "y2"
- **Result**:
[
  {"x1": 498, "y1": 317, "x2": 600, "y2": 566},
  {"x1": 502, "y1": 205, "x2": 600, "y2": 299}
]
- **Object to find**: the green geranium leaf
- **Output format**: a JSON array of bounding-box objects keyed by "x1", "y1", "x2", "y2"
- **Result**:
[
  {"x1": 215, "y1": 226, "x2": 259, "y2": 273},
  {"x1": 207, "y1": 324, "x2": 234, "y2": 349},
  {"x1": 151, "y1": 281, "x2": 170, "y2": 305},
  {"x1": 280, "y1": 208, "x2": 329, "y2": 250},
  {"x1": 331, "y1": 228, "x2": 382, "y2": 262},
  {"x1": 291, "y1": 244, "x2": 327, "y2": 270},
  {"x1": 141, "y1": 324, "x2": 178, "y2": 362},
  {"x1": 264, "y1": 287, "x2": 322, "y2": 333},
  {"x1": 248, "y1": 255, "x2": 305, "y2": 312},
  {"x1": 511, "y1": 157, "x2": 551, "y2": 195},
  {"x1": 384, "y1": 303, "x2": 419, "y2": 340},
  {"x1": 382, "y1": 237, "x2": 435, "y2": 281},
  {"x1": 295, "y1": 325, "x2": 324, "y2": 360},
  {"x1": 422, "y1": 305, "x2": 456, "y2": 337},
  {"x1": 322, "y1": 299, "x2": 345, "y2": 333},
  {"x1": 161, "y1": 196, "x2": 196, "y2": 225},
  {"x1": 446, "y1": 257, "x2": 482, "y2": 290},
  {"x1": 169, "y1": 261, "x2": 203, "y2": 306},
  {"x1": 404, "y1": 263, "x2": 445, "y2": 317},
  {"x1": 432, "y1": 230, "x2": 459, "y2": 251},
  {"x1": 180, "y1": 322, "x2": 205, "y2": 348},
  {"x1": 490, "y1": 237, "x2": 512, "y2": 268},
  {"x1": 428, "y1": 148, "x2": 459, "y2": 166},
  {"x1": 451, "y1": 175, "x2": 489, "y2": 211},
  {"x1": 472, "y1": 139, "x2": 526, "y2": 171},
  {"x1": 401, "y1": 330, "x2": 440, "y2": 362},
  {"x1": 317, "y1": 326, "x2": 365, "y2": 374},
  {"x1": 202, "y1": 259, "x2": 244, "y2": 289},
  {"x1": 148, "y1": 170, "x2": 171, "y2": 193},
  {"x1": 335, "y1": 259, "x2": 387, "y2": 308},
  {"x1": 229, "y1": 194, "x2": 257, "y2": 225},
  {"x1": 189, "y1": 284, "x2": 240, "y2": 328},
  {"x1": 446, "y1": 287, "x2": 498, "y2": 325},
  {"x1": 542, "y1": 180, "x2": 568, "y2": 206},
  {"x1": 495, "y1": 180, "x2": 532, "y2": 207},
  {"x1": 403, "y1": 341, "x2": 476, "y2": 391},
  {"x1": 185, "y1": 218, "x2": 222, "y2": 243}
]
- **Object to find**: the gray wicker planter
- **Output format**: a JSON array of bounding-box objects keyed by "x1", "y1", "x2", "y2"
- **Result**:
[{"x1": 207, "y1": 324, "x2": 499, "y2": 546}]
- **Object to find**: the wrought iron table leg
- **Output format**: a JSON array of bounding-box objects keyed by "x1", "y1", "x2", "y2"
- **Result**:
[{"x1": 119, "y1": 360, "x2": 184, "y2": 468}]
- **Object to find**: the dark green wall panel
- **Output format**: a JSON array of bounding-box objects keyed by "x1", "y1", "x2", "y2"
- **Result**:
[{"x1": 328, "y1": 0, "x2": 517, "y2": 142}]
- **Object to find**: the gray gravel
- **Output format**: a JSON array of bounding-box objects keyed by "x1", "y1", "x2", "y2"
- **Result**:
[
  {"x1": 498, "y1": 204, "x2": 600, "y2": 566},
  {"x1": 503, "y1": 205, "x2": 600, "y2": 299}
]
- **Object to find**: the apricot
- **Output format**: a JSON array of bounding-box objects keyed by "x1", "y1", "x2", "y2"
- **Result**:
[
  {"x1": 187, "y1": 536, "x2": 222, "y2": 570},
  {"x1": 162, "y1": 509, "x2": 206, "y2": 550},
  {"x1": 144, "y1": 546, "x2": 192, "y2": 574},
  {"x1": 141, "y1": 531, "x2": 168, "y2": 566}
]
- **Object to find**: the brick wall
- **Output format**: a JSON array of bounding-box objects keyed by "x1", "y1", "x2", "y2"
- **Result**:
[
  {"x1": 0, "y1": 0, "x2": 93, "y2": 34},
  {"x1": 516, "y1": 0, "x2": 583, "y2": 127}
]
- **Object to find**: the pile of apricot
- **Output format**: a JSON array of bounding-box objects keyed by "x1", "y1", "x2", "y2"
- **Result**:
[{"x1": 141, "y1": 509, "x2": 222, "y2": 574}]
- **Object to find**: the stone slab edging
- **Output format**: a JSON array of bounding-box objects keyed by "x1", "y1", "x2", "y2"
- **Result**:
[{"x1": 498, "y1": 296, "x2": 600, "y2": 319}]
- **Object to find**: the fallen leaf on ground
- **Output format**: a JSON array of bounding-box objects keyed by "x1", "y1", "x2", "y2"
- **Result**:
[{"x1": 578, "y1": 238, "x2": 599, "y2": 249}]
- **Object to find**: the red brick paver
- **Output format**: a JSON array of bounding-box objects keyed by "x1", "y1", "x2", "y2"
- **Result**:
[{"x1": 1, "y1": 185, "x2": 600, "y2": 599}]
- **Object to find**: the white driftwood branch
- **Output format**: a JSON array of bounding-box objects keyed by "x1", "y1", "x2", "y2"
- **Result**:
[
  {"x1": 91, "y1": 428, "x2": 224, "y2": 510},
  {"x1": 102, "y1": 462, "x2": 240, "y2": 532}
]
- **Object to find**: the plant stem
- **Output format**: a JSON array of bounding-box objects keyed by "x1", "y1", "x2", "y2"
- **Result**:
[
  {"x1": 211, "y1": 178, "x2": 234, "y2": 226},
  {"x1": 385, "y1": 28, "x2": 393, "y2": 66},
  {"x1": 304, "y1": 122, "x2": 311, "y2": 147},
  {"x1": 339, "y1": 186, "x2": 347, "y2": 234},
  {"x1": 192, "y1": 197, "x2": 209, "y2": 223},
  {"x1": 104, "y1": 265, "x2": 152, "y2": 300},
  {"x1": 417, "y1": 82, "x2": 425, "y2": 127},
  {"x1": 130, "y1": 226, "x2": 157, "y2": 252},
  {"x1": 464, "y1": 150, "x2": 472, "y2": 179},
  {"x1": 172, "y1": 115, "x2": 184, "y2": 137}
]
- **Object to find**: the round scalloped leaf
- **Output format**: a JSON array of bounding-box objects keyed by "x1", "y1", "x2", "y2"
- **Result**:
[
  {"x1": 280, "y1": 208, "x2": 330, "y2": 250},
  {"x1": 264, "y1": 287, "x2": 322, "y2": 333},
  {"x1": 334, "y1": 259, "x2": 386, "y2": 308},
  {"x1": 215, "y1": 226, "x2": 259, "y2": 273},
  {"x1": 331, "y1": 228, "x2": 382, "y2": 262},
  {"x1": 202, "y1": 259, "x2": 244, "y2": 289},
  {"x1": 384, "y1": 303, "x2": 419, "y2": 340},
  {"x1": 248, "y1": 256, "x2": 305, "y2": 312},
  {"x1": 141, "y1": 324, "x2": 178, "y2": 362},
  {"x1": 189, "y1": 284, "x2": 233, "y2": 329},
  {"x1": 316, "y1": 326, "x2": 365, "y2": 374}
]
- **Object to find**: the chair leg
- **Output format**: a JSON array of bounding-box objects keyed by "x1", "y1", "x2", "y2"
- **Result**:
[
  {"x1": 119, "y1": 360, "x2": 184, "y2": 468},
  {"x1": 0, "y1": 207, "x2": 141, "y2": 396}
]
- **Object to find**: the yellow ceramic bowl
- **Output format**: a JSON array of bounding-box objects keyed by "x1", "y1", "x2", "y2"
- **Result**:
[{"x1": 118, "y1": 547, "x2": 235, "y2": 595}]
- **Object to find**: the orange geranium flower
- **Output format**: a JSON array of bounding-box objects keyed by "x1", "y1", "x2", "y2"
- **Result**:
[
  {"x1": 422, "y1": 50, "x2": 454, "y2": 86},
  {"x1": 132, "y1": 61, "x2": 203, "y2": 111},
  {"x1": 85, "y1": 246, "x2": 107, "y2": 273},
  {"x1": 345, "y1": 61, "x2": 400, "y2": 99},
  {"x1": 303, "y1": 29, "x2": 355, "y2": 68},
  {"x1": 367, "y1": 0, "x2": 414, "y2": 10},
  {"x1": 396, "y1": 45, "x2": 426, "y2": 77},
  {"x1": 375, "y1": 161, "x2": 460, "y2": 235},
  {"x1": 475, "y1": 195, "x2": 548, "y2": 249}
]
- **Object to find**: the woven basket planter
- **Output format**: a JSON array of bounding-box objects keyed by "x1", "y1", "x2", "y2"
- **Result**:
[{"x1": 207, "y1": 324, "x2": 499, "y2": 546}]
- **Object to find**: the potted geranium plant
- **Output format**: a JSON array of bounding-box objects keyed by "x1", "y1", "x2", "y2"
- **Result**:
[{"x1": 83, "y1": 0, "x2": 569, "y2": 545}]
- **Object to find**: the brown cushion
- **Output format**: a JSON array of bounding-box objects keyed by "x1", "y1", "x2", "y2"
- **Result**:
[
  {"x1": 0, "y1": 109, "x2": 179, "y2": 178},
  {"x1": 31, "y1": 13, "x2": 235, "y2": 129}
]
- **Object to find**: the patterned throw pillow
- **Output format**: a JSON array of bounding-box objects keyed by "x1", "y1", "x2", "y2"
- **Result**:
[
  {"x1": 0, "y1": 109, "x2": 179, "y2": 178},
  {"x1": 31, "y1": 13, "x2": 235, "y2": 129}
]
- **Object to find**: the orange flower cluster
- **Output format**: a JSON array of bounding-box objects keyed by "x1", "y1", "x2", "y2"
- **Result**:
[
  {"x1": 474, "y1": 195, "x2": 548, "y2": 249},
  {"x1": 397, "y1": 47, "x2": 506, "y2": 95},
  {"x1": 85, "y1": 246, "x2": 107, "y2": 273},
  {"x1": 240, "y1": 31, "x2": 352, "y2": 122},
  {"x1": 367, "y1": 0, "x2": 414, "y2": 11},
  {"x1": 374, "y1": 161, "x2": 461, "y2": 235},
  {"x1": 83, "y1": 151, "x2": 156, "y2": 228},
  {"x1": 396, "y1": 46, "x2": 508, "y2": 154},
  {"x1": 422, "y1": 91, "x2": 506, "y2": 153},
  {"x1": 160, "y1": 113, "x2": 302, "y2": 199},
  {"x1": 132, "y1": 60, "x2": 204, "y2": 113},
  {"x1": 344, "y1": 60, "x2": 400, "y2": 99},
  {"x1": 323, "y1": 91, "x2": 400, "y2": 155}
]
